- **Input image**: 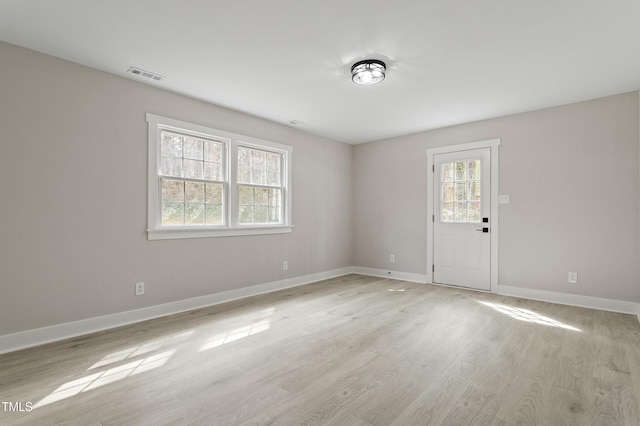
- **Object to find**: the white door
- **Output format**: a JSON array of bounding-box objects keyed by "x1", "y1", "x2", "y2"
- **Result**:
[{"x1": 433, "y1": 148, "x2": 491, "y2": 290}]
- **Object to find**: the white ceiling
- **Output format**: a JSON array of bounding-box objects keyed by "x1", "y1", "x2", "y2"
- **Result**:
[{"x1": 1, "y1": 1, "x2": 639, "y2": 144}]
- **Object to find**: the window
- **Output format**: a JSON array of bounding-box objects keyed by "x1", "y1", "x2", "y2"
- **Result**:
[
  {"x1": 440, "y1": 159, "x2": 481, "y2": 223},
  {"x1": 147, "y1": 114, "x2": 292, "y2": 240}
]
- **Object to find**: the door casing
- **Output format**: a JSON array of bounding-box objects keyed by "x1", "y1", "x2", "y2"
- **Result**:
[{"x1": 426, "y1": 139, "x2": 500, "y2": 292}]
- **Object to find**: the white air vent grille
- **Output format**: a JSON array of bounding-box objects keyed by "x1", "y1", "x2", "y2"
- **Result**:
[{"x1": 127, "y1": 67, "x2": 165, "y2": 81}]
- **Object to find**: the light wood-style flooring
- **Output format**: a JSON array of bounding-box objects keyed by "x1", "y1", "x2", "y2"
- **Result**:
[{"x1": 1, "y1": 274, "x2": 640, "y2": 425}]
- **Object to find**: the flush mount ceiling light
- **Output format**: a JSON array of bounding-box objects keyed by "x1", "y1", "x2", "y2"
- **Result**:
[{"x1": 351, "y1": 59, "x2": 386, "y2": 85}]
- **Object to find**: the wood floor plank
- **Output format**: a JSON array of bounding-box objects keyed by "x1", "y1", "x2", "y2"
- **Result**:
[{"x1": 1, "y1": 274, "x2": 639, "y2": 425}]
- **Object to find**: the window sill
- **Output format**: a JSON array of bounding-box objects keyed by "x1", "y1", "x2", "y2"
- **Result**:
[{"x1": 147, "y1": 225, "x2": 294, "y2": 241}]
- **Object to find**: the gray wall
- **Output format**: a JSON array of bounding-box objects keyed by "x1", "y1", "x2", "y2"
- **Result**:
[
  {"x1": 0, "y1": 41, "x2": 353, "y2": 336},
  {"x1": 354, "y1": 92, "x2": 640, "y2": 302},
  {"x1": 1, "y1": 39, "x2": 638, "y2": 338}
]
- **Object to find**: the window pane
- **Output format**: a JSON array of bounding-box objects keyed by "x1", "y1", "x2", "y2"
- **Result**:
[
  {"x1": 251, "y1": 167, "x2": 265, "y2": 185},
  {"x1": 238, "y1": 166, "x2": 250, "y2": 184},
  {"x1": 266, "y1": 153, "x2": 280, "y2": 171},
  {"x1": 162, "y1": 180, "x2": 184, "y2": 202},
  {"x1": 205, "y1": 205, "x2": 223, "y2": 225},
  {"x1": 239, "y1": 186, "x2": 253, "y2": 205},
  {"x1": 250, "y1": 150, "x2": 266, "y2": 185},
  {"x1": 266, "y1": 171, "x2": 280, "y2": 186},
  {"x1": 183, "y1": 137, "x2": 203, "y2": 160},
  {"x1": 237, "y1": 148, "x2": 250, "y2": 184},
  {"x1": 254, "y1": 206, "x2": 268, "y2": 223},
  {"x1": 455, "y1": 162, "x2": 466, "y2": 181},
  {"x1": 269, "y1": 189, "x2": 281, "y2": 207},
  {"x1": 204, "y1": 140, "x2": 222, "y2": 162},
  {"x1": 161, "y1": 156, "x2": 182, "y2": 177},
  {"x1": 238, "y1": 147, "x2": 282, "y2": 187},
  {"x1": 161, "y1": 132, "x2": 182, "y2": 157},
  {"x1": 185, "y1": 204, "x2": 204, "y2": 225},
  {"x1": 204, "y1": 161, "x2": 222, "y2": 181},
  {"x1": 239, "y1": 205, "x2": 253, "y2": 224},
  {"x1": 185, "y1": 182, "x2": 204, "y2": 203},
  {"x1": 268, "y1": 207, "x2": 280, "y2": 223},
  {"x1": 205, "y1": 183, "x2": 223, "y2": 205},
  {"x1": 255, "y1": 188, "x2": 268, "y2": 206},
  {"x1": 162, "y1": 202, "x2": 184, "y2": 225},
  {"x1": 183, "y1": 159, "x2": 203, "y2": 179},
  {"x1": 266, "y1": 154, "x2": 281, "y2": 186}
]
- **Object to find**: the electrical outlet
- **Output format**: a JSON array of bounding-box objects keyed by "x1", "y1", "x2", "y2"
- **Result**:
[
  {"x1": 568, "y1": 272, "x2": 578, "y2": 284},
  {"x1": 135, "y1": 282, "x2": 145, "y2": 296},
  {"x1": 390, "y1": 254, "x2": 395, "y2": 263},
  {"x1": 283, "y1": 261, "x2": 288, "y2": 271}
]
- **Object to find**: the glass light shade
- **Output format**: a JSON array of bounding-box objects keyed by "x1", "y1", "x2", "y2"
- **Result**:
[{"x1": 351, "y1": 59, "x2": 386, "y2": 85}]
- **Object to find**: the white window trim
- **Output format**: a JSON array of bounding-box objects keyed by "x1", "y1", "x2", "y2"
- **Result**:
[{"x1": 146, "y1": 113, "x2": 293, "y2": 240}]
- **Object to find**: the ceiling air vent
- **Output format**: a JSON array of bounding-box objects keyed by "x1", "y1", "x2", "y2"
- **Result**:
[{"x1": 127, "y1": 67, "x2": 165, "y2": 81}]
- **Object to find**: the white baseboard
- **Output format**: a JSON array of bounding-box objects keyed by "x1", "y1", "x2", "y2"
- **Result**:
[
  {"x1": 3, "y1": 267, "x2": 638, "y2": 354},
  {"x1": 496, "y1": 284, "x2": 639, "y2": 315},
  {"x1": 0, "y1": 267, "x2": 353, "y2": 355},
  {"x1": 352, "y1": 267, "x2": 639, "y2": 317},
  {"x1": 351, "y1": 267, "x2": 427, "y2": 284}
]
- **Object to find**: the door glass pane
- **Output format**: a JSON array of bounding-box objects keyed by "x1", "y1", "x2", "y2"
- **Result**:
[
  {"x1": 442, "y1": 183, "x2": 454, "y2": 202},
  {"x1": 442, "y1": 163, "x2": 455, "y2": 182},
  {"x1": 468, "y1": 201, "x2": 481, "y2": 222},
  {"x1": 454, "y1": 202, "x2": 467, "y2": 222},
  {"x1": 468, "y1": 160, "x2": 481, "y2": 180},
  {"x1": 440, "y1": 158, "x2": 481, "y2": 223},
  {"x1": 469, "y1": 182, "x2": 481, "y2": 201},
  {"x1": 442, "y1": 202, "x2": 454, "y2": 222},
  {"x1": 455, "y1": 183, "x2": 466, "y2": 201}
]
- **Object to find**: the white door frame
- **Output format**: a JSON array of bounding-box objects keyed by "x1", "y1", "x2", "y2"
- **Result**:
[{"x1": 426, "y1": 139, "x2": 501, "y2": 292}]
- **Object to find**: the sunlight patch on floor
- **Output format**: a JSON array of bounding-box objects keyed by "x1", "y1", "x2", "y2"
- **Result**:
[
  {"x1": 479, "y1": 301, "x2": 581, "y2": 331},
  {"x1": 34, "y1": 350, "x2": 176, "y2": 409},
  {"x1": 199, "y1": 307, "x2": 274, "y2": 352},
  {"x1": 89, "y1": 330, "x2": 194, "y2": 370}
]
